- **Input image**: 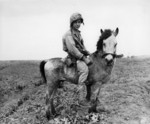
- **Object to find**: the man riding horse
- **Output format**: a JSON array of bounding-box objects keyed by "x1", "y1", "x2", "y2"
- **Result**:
[
  {"x1": 62, "y1": 13, "x2": 92, "y2": 106},
  {"x1": 39, "y1": 12, "x2": 123, "y2": 120}
]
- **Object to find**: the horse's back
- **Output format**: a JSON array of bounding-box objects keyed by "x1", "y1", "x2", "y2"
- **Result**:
[
  {"x1": 44, "y1": 57, "x2": 78, "y2": 83},
  {"x1": 45, "y1": 58, "x2": 63, "y2": 69},
  {"x1": 44, "y1": 58, "x2": 64, "y2": 79}
]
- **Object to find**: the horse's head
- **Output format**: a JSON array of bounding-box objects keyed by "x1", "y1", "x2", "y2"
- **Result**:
[{"x1": 97, "y1": 28, "x2": 121, "y2": 66}]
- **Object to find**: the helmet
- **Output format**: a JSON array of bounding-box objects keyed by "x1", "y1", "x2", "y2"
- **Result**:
[{"x1": 70, "y1": 13, "x2": 84, "y2": 27}]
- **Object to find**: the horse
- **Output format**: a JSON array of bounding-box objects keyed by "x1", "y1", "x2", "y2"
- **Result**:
[{"x1": 39, "y1": 27, "x2": 123, "y2": 120}]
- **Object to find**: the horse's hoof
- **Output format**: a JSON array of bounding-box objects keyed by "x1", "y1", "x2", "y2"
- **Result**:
[
  {"x1": 45, "y1": 110, "x2": 55, "y2": 120},
  {"x1": 88, "y1": 105, "x2": 97, "y2": 113},
  {"x1": 46, "y1": 109, "x2": 51, "y2": 120},
  {"x1": 46, "y1": 110, "x2": 60, "y2": 120},
  {"x1": 58, "y1": 81, "x2": 64, "y2": 88}
]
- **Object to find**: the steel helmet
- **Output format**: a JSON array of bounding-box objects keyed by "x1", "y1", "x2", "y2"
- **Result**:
[{"x1": 70, "y1": 13, "x2": 84, "y2": 27}]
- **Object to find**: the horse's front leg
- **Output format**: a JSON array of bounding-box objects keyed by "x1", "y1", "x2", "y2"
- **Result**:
[
  {"x1": 86, "y1": 84, "x2": 91, "y2": 101},
  {"x1": 88, "y1": 82, "x2": 102, "y2": 113}
]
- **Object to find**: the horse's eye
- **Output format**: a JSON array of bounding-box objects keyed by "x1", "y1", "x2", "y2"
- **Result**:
[
  {"x1": 103, "y1": 43, "x2": 106, "y2": 47},
  {"x1": 115, "y1": 44, "x2": 117, "y2": 47}
]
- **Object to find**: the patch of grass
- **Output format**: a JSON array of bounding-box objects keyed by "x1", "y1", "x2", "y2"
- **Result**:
[{"x1": 1, "y1": 58, "x2": 150, "y2": 124}]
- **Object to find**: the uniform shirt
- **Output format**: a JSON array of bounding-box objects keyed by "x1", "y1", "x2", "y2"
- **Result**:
[{"x1": 62, "y1": 29, "x2": 87, "y2": 60}]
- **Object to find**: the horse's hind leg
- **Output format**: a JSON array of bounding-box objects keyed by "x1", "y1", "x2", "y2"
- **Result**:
[{"x1": 45, "y1": 81, "x2": 57, "y2": 120}]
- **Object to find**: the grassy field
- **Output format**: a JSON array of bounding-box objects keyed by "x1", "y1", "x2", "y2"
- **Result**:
[{"x1": 0, "y1": 57, "x2": 150, "y2": 124}]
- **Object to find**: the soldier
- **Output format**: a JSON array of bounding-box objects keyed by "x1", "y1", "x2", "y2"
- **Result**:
[{"x1": 62, "y1": 13, "x2": 92, "y2": 106}]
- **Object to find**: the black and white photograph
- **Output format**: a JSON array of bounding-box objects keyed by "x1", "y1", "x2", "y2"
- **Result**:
[{"x1": 0, "y1": 0, "x2": 150, "y2": 123}]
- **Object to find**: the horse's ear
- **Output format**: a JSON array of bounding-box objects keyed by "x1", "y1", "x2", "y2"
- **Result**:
[
  {"x1": 114, "y1": 27, "x2": 119, "y2": 36},
  {"x1": 100, "y1": 29, "x2": 103, "y2": 34}
]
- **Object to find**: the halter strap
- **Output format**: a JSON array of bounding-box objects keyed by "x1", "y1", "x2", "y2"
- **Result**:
[{"x1": 102, "y1": 53, "x2": 117, "y2": 58}]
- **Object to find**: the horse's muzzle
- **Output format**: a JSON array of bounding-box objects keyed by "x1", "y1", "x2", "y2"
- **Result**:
[
  {"x1": 102, "y1": 53, "x2": 123, "y2": 59},
  {"x1": 102, "y1": 53, "x2": 123, "y2": 66},
  {"x1": 102, "y1": 53, "x2": 116, "y2": 59}
]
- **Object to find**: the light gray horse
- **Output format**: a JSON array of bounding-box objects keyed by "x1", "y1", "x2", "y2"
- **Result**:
[{"x1": 39, "y1": 28, "x2": 123, "y2": 120}]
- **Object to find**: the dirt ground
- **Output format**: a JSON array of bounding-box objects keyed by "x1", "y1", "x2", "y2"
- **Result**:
[{"x1": 0, "y1": 57, "x2": 150, "y2": 124}]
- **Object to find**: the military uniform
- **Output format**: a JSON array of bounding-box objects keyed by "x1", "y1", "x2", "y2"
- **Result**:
[{"x1": 62, "y1": 13, "x2": 92, "y2": 106}]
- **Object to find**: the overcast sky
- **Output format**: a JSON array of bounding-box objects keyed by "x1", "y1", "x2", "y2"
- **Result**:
[{"x1": 0, "y1": 0, "x2": 150, "y2": 60}]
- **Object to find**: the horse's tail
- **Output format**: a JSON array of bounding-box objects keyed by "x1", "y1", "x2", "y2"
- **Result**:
[{"x1": 39, "y1": 60, "x2": 47, "y2": 83}]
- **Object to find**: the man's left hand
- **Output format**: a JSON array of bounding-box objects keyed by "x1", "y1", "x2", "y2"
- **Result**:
[
  {"x1": 82, "y1": 56, "x2": 93, "y2": 66},
  {"x1": 82, "y1": 50, "x2": 90, "y2": 56}
]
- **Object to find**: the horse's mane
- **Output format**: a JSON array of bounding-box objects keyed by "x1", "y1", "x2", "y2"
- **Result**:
[
  {"x1": 93, "y1": 29, "x2": 112, "y2": 57},
  {"x1": 96, "y1": 29, "x2": 112, "y2": 51}
]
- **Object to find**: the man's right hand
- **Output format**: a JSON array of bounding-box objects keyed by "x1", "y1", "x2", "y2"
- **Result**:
[
  {"x1": 82, "y1": 56, "x2": 93, "y2": 66},
  {"x1": 82, "y1": 50, "x2": 90, "y2": 56}
]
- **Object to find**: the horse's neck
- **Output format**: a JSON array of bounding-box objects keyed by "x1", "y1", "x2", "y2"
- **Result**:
[
  {"x1": 91, "y1": 52, "x2": 114, "y2": 74},
  {"x1": 88, "y1": 52, "x2": 114, "y2": 82}
]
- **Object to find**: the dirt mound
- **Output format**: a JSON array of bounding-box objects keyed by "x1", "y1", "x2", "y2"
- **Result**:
[{"x1": 0, "y1": 58, "x2": 150, "y2": 124}]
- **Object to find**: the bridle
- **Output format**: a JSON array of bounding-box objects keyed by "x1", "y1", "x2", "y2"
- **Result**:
[
  {"x1": 102, "y1": 52, "x2": 123, "y2": 59},
  {"x1": 102, "y1": 52, "x2": 117, "y2": 59}
]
